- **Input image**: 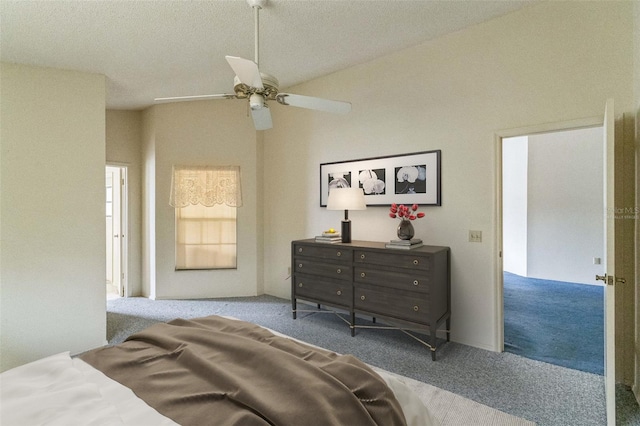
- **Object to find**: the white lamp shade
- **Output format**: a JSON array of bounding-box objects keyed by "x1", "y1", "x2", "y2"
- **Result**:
[{"x1": 326, "y1": 188, "x2": 367, "y2": 210}]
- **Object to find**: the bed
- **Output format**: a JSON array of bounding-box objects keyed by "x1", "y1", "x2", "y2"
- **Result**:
[{"x1": 0, "y1": 315, "x2": 435, "y2": 426}]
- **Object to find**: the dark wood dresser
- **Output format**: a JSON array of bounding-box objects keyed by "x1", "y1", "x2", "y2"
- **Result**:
[{"x1": 291, "y1": 239, "x2": 450, "y2": 360}]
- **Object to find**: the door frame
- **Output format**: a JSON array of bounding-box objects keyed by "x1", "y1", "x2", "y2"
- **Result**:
[
  {"x1": 106, "y1": 164, "x2": 128, "y2": 298},
  {"x1": 493, "y1": 115, "x2": 603, "y2": 351}
]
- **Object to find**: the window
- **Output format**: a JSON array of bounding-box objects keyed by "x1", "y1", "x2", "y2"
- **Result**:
[
  {"x1": 175, "y1": 203, "x2": 237, "y2": 269},
  {"x1": 170, "y1": 166, "x2": 242, "y2": 270}
]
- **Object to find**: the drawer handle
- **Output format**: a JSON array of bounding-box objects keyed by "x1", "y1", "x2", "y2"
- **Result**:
[
  {"x1": 336, "y1": 268, "x2": 342, "y2": 274},
  {"x1": 413, "y1": 259, "x2": 419, "y2": 265},
  {"x1": 413, "y1": 280, "x2": 419, "y2": 286},
  {"x1": 337, "y1": 290, "x2": 342, "y2": 296},
  {"x1": 298, "y1": 263, "x2": 303, "y2": 268},
  {"x1": 298, "y1": 247, "x2": 303, "y2": 253},
  {"x1": 298, "y1": 283, "x2": 303, "y2": 287},
  {"x1": 336, "y1": 251, "x2": 342, "y2": 257},
  {"x1": 413, "y1": 305, "x2": 419, "y2": 312},
  {"x1": 360, "y1": 295, "x2": 366, "y2": 301},
  {"x1": 360, "y1": 254, "x2": 365, "y2": 259},
  {"x1": 360, "y1": 272, "x2": 366, "y2": 278}
]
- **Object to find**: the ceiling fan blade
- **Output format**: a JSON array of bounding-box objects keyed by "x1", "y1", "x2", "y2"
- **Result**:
[
  {"x1": 225, "y1": 55, "x2": 263, "y2": 89},
  {"x1": 154, "y1": 94, "x2": 237, "y2": 103},
  {"x1": 276, "y1": 93, "x2": 351, "y2": 115},
  {"x1": 250, "y1": 104, "x2": 272, "y2": 130}
]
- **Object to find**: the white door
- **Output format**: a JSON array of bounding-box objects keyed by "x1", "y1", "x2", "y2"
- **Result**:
[
  {"x1": 599, "y1": 98, "x2": 617, "y2": 426},
  {"x1": 106, "y1": 166, "x2": 126, "y2": 298}
]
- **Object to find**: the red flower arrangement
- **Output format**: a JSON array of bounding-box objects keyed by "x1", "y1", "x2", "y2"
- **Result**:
[{"x1": 389, "y1": 203, "x2": 425, "y2": 221}]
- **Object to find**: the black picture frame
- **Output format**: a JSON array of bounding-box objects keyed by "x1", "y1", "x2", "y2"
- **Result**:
[{"x1": 320, "y1": 150, "x2": 441, "y2": 207}]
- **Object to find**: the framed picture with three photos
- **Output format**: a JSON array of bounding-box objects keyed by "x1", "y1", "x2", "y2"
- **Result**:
[{"x1": 320, "y1": 150, "x2": 441, "y2": 207}]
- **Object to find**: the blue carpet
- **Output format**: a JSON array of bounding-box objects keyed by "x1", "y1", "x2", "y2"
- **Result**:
[{"x1": 504, "y1": 271, "x2": 604, "y2": 375}]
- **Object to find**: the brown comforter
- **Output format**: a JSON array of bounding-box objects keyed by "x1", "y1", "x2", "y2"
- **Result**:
[{"x1": 80, "y1": 316, "x2": 406, "y2": 426}]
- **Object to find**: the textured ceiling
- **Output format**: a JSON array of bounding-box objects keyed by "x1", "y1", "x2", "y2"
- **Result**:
[{"x1": 1, "y1": 0, "x2": 536, "y2": 110}]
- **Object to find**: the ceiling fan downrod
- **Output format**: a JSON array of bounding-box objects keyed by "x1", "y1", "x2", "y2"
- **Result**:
[{"x1": 247, "y1": 0, "x2": 267, "y2": 66}]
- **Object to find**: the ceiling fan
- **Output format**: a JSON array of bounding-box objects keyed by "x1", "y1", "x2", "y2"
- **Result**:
[{"x1": 154, "y1": 0, "x2": 351, "y2": 130}]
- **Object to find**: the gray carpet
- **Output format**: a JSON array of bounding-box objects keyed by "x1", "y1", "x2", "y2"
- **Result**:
[{"x1": 106, "y1": 295, "x2": 639, "y2": 426}]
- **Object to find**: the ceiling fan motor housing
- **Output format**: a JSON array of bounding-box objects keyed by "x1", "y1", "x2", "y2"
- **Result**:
[{"x1": 233, "y1": 73, "x2": 279, "y2": 100}]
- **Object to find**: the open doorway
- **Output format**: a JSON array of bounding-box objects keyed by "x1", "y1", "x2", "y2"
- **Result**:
[
  {"x1": 501, "y1": 126, "x2": 605, "y2": 374},
  {"x1": 106, "y1": 165, "x2": 127, "y2": 299}
]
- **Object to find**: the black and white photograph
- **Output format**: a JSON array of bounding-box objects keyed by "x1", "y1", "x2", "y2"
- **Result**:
[
  {"x1": 394, "y1": 164, "x2": 427, "y2": 195},
  {"x1": 359, "y1": 168, "x2": 386, "y2": 196},
  {"x1": 327, "y1": 171, "x2": 352, "y2": 193}
]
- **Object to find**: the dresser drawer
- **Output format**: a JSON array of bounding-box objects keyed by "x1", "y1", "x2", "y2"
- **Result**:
[
  {"x1": 294, "y1": 258, "x2": 351, "y2": 281},
  {"x1": 294, "y1": 244, "x2": 351, "y2": 262},
  {"x1": 354, "y1": 284, "x2": 429, "y2": 325},
  {"x1": 354, "y1": 250, "x2": 431, "y2": 271},
  {"x1": 354, "y1": 266, "x2": 430, "y2": 294},
  {"x1": 294, "y1": 275, "x2": 352, "y2": 307}
]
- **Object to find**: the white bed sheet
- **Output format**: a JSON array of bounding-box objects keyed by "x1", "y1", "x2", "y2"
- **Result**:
[
  {"x1": 0, "y1": 352, "x2": 176, "y2": 426},
  {"x1": 1, "y1": 322, "x2": 436, "y2": 426}
]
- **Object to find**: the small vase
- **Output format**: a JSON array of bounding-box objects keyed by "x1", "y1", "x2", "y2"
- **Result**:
[{"x1": 397, "y1": 220, "x2": 415, "y2": 240}]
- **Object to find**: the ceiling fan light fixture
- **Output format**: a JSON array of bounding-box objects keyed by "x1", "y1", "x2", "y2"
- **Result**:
[{"x1": 249, "y1": 93, "x2": 265, "y2": 110}]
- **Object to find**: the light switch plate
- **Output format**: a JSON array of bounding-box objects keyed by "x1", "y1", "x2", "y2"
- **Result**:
[{"x1": 469, "y1": 230, "x2": 482, "y2": 243}]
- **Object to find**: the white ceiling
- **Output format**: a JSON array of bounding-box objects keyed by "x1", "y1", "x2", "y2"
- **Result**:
[{"x1": 1, "y1": 0, "x2": 536, "y2": 110}]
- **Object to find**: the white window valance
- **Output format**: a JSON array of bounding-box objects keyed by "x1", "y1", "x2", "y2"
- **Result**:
[{"x1": 170, "y1": 165, "x2": 242, "y2": 208}]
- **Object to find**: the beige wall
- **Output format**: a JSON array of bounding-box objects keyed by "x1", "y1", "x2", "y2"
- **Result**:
[
  {"x1": 0, "y1": 63, "x2": 106, "y2": 371},
  {"x1": 142, "y1": 101, "x2": 262, "y2": 299},
  {"x1": 106, "y1": 110, "x2": 142, "y2": 296},
  {"x1": 262, "y1": 1, "x2": 635, "y2": 351},
  {"x1": 141, "y1": 107, "x2": 157, "y2": 298}
]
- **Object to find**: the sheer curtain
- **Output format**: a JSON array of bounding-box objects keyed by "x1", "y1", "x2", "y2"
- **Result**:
[
  {"x1": 170, "y1": 166, "x2": 241, "y2": 270},
  {"x1": 170, "y1": 165, "x2": 242, "y2": 208}
]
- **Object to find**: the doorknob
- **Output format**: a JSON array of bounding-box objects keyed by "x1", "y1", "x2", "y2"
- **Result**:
[{"x1": 596, "y1": 274, "x2": 620, "y2": 286}]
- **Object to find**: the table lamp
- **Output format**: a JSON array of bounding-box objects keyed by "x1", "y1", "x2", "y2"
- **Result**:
[{"x1": 326, "y1": 187, "x2": 367, "y2": 243}]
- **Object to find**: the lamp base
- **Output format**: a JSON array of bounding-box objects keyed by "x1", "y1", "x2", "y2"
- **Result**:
[{"x1": 341, "y1": 220, "x2": 351, "y2": 243}]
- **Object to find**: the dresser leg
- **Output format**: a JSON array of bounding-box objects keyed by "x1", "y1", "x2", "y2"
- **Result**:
[
  {"x1": 430, "y1": 326, "x2": 437, "y2": 361},
  {"x1": 292, "y1": 299, "x2": 297, "y2": 319},
  {"x1": 350, "y1": 312, "x2": 356, "y2": 336}
]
